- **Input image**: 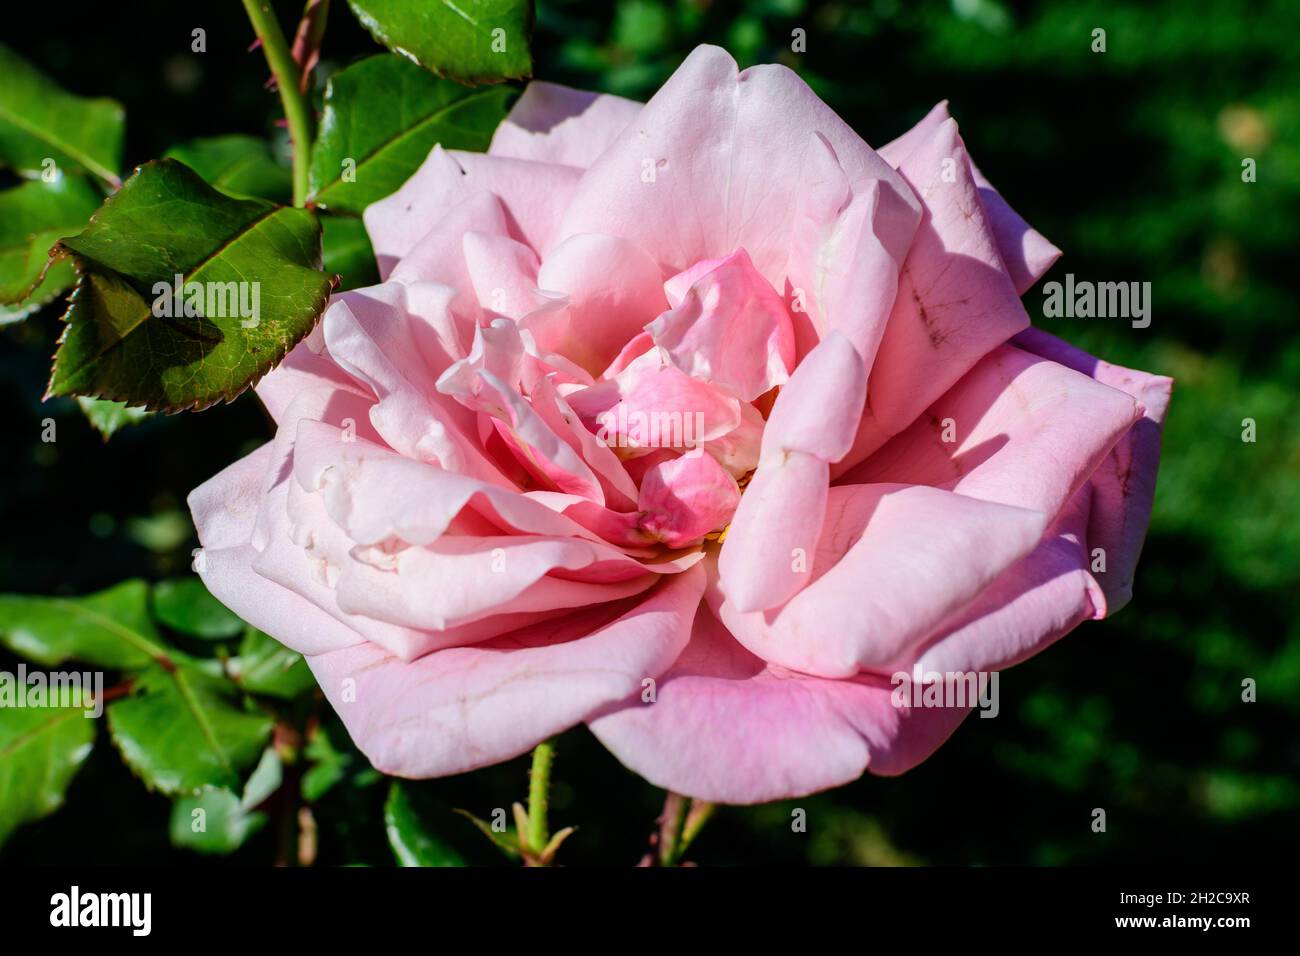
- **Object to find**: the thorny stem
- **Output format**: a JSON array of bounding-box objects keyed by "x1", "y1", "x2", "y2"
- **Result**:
[
  {"x1": 658, "y1": 792, "x2": 691, "y2": 865},
  {"x1": 679, "y1": 800, "x2": 716, "y2": 858},
  {"x1": 525, "y1": 738, "x2": 556, "y2": 859},
  {"x1": 659, "y1": 792, "x2": 717, "y2": 866},
  {"x1": 241, "y1": 0, "x2": 314, "y2": 206}
]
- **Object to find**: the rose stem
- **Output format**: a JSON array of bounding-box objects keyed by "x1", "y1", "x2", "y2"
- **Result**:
[
  {"x1": 660, "y1": 794, "x2": 717, "y2": 866},
  {"x1": 241, "y1": 0, "x2": 315, "y2": 207},
  {"x1": 525, "y1": 738, "x2": 557, "y2": 860}
]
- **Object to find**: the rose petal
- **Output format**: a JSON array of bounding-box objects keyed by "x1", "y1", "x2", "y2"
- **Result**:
[
  {"x1": 1014, "y1": 327, "x2": 1173, "y2": 610},
  {"x1": 554, "y1": 45, "x2": 919, "y2": 290},
  {"x1": 718, "y1": 332, "x2": 866, "y2": 612},
  {"x1": 307, "y1": 566, "x2": 705, "y2": 777},
  {"x1": 589, "y1": 605, "x2": 970, "y2": 804},
  {"x1": 489, "y1": 81, "x2": 643, "y2": 168},
  {"x1": 530, "y1": 233, "x2": 668, "y2": 375},
  {"x1": 637, "y1": 447, "x2": 741, "y2": 547},
  {"x1": 716, "y1": 482, "x2": 1047, "y2": 677},
  {"x1": 880, "y1": 101, "x2": 1061, "y2": 294},
  {"x1": 840, "y1": 343, "x2": 1144, "y2": 525},
  {"x1": 647, "y1": 248, "x2": 794, "y2": 401},
  {"x1": 841, "y1": 116, "x2": 1030, "y2": 473},
  {"x1": 365, "y1": 146, "x2": 580, "y2": 271}
]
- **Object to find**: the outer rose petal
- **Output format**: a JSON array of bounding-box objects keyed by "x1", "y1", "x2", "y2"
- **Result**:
[
  {"x1": 879, "y1": 101, "x2": 1061, "y2": 294},
  {"x1": 365, "y1": 146, "x2": 580, "y2": 273},
  {"x1": 783, "y1": 135, "x2": 901, "y2": 363},
  {"x1": 589, "y1": 606, "x2": 970, "y2": 804},
  {"x1": 188, "y1": 443, "x2": 364, "y2": 657},
  {"x1": 489, "y1": 81, "x2": 643, "y2": 168},
  {"x1": 841, "y1": 116, "x2": 1030, "y2": 473},
  {"x1": 716, "y1": 483, "x2": 1047, "y2": 678},
  {"x1": 840, "y1": 344, "x2": 1144, "y2": 524},
  {"x1": 554, "y1": 45, "x2": 920, "y2": 290},
  {"x1": 718, "y1": 332, "x2": 866, "y2": 612},
  {"x1": 254, "y1": 329, "x2": 365, "y2": 425},
  {"x1": 902, "y1": 490, "x2": 1104, "y2": 676},
  {"x1": 1013, "y1": 327, "x2": 1173, "y2": 611},
  {"x1": 306, "y1": 566, "x2": 705, "y2": 777}
]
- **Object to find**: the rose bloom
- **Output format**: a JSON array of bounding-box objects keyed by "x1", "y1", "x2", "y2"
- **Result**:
[{"x1": 190, "y1": 46, "x2": 1170, "y2": 803}]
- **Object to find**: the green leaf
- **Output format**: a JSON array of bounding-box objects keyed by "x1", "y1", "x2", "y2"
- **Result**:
[
  {"x1": 0, "y1": 42, "x2": 124, "y2": 187},
  {"x1": 308, "y1": 53, "x2": 512, "y2": 215},
  {"x1": 322, "y1": 215, "x2": 380, "y2": 290},
  {"x1": 164, "y1": 135, "x2": 293, "y2": 203},
  {"x1": 229, "y1": 627, "x2": 316, "y2": 699},
  {"x1": 301, "y1": 721, "x2": 351, "y2": 803},
  {"x1": 0, "y1": 580, "x2": 166, "y2": 670},
  {"x1": 169, "y1": 748, "x2": 281, "y2": 854},
  {"x1": 169, "y1": 786, "x2": 266, "y2": 854},
  {"x1": 46, "y1": 159, "x2": 337, "y2": 412},
  {"x1": 75, "y1": 396, "x2": 151, "y2": 439},
  {"x1": 0, "y1": 174, "x2": 101, "y2": 318},
  {"x1": 346, "y1": 0, "x2": 532, "y2": 84},
  {"x1": 152, "y1": 577, "x2": 243, "y2": 640},
  {"x1": 0, "y1": 697, "x2": 95, "y2": 847},
  {"x1": 452, "y1": 806, "x2": 520, "y2": 858},
  {"x1": 385, "y1": 782, "x2": 466, "y2": 866},
  {"x1": 106, "y1": 663, "x2": 272, "y2": 795}
]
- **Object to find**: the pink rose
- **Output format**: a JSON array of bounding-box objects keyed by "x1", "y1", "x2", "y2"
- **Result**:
[{"x1": 189, "y1": 46, "x2": 1171, "y2": 803}]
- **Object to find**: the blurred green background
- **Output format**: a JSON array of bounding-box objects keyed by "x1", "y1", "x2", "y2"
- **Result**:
[{"x1": 2, "y1": 0, "x2": 1297, "y2": 864}]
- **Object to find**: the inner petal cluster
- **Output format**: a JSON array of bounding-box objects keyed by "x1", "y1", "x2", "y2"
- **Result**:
[{"x1": 436, "y1": 246, "x2": 793, "y2": 550}]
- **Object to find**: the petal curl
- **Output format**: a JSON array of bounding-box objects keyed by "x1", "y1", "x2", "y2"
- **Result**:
[
  {"x1": 589, "y1": 606, "x2": 969, "y2": 804},
  {"x1": 307, "y1": 566, "x2": 705, "y2": 777}
]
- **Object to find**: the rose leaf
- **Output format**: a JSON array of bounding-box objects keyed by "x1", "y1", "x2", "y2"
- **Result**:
[
  {"x1": 308, "y1": 52, "x2": 513, "y2": 215},
  {"x1": 46, "y1": 158, "x2": 337, "y2": 413}
]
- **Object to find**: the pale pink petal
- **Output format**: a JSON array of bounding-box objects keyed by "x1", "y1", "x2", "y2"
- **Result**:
[
  {"x1": 589, "y1": 607, "x2": 969, "y2": 804},
  {"x1": 307, "y1": 567, "x2": 705, "y2": 777},
  {"x1": 253, "y1": 477, "x2": 512, "y2": 659},
  {"x1": 902, "y1": 490, "x2": 1104, "y2": 676},
  {"x1": 567, "y1": 348, "x2": 743, "y2": 453},
  {"x1": 531, "y1": 233, "x2": 667, "y2": 376},
  {"x1": 387, "y1": 190, "x2": 508, "y2": 297},
  {"x1": 718, "y1": 333, "x2": 865, "y2": 612},
  {"x1": 637, "y1": 448, "x2": 741, "y2": 547},
  {"x1": 715, "y1": 483, "x2": 1047, "y2": 677},
  {"x1": 291, "y1": 419, "x2": 615, "y2": 548},
  {"x1": 528, "y1": 375, "x2": 640, "y2": 509},
  {"x1": 554, "y1": 45, "x2": 920, "y2": 289},
  {"x1": 365, "y1": 146, "x2": 580, "y2": 271},
  {"x1": 1014, "y1": 327, "x2": 1173, "y2": 610},
  {"x1": 188, "y1": 444, "x2": 363, "y2": 656},
  {"x1": 784, "y1": 135, "x2": 902, "y2": 362},
  {"x1": 842, "y1": 116, "x2": 1031, "y2": 476},
  {"x1": 322, "y1": 282, "x2": 506, "y2": 484},
  {"x1": 647, "y1": 248, "x2": 794, "y2": 401},
  {"x1": 840, "y1": 344, "x2": 1143, "y2": 525},
  {"x1": 461, "y1": 231, "x2": 559, "y2": 321},
  {"x1": 880, "y1": 101, "x2": 1061, "y2": 294},
  {"x1": 254, "y1": 334, "x2": 366, "y2": 425},
  {"x1": 489, "y1": 81, "x2": 643, "y2": 168},
  {"x1": 333, "y1": 534, "x2": 660, "y2": 630}
]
